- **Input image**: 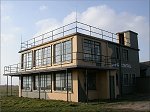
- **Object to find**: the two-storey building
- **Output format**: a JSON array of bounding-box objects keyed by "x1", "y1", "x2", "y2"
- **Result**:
[{"x1": 4, "y1": 21, "x2": 140, "y2": 102}]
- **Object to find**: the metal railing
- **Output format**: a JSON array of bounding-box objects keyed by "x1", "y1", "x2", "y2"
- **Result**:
[
  {"x1": 4, "y1": 63, "x2": 21, "y2": 75},
  {"x1": 21, "y1": 21, "x2": 120, "y2": 50},
  {"x1": 4, "y1": 53, "x2": 118, "y2": 75}
]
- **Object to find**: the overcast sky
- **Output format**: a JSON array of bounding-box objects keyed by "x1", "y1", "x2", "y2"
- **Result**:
[{"x1": 1, "y1": 0, "x2": 149, "y2": 85}]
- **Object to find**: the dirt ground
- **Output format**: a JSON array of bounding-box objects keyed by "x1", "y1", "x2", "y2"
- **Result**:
[
  {"x1": 110, "y1": 101, "x2": 150, "y2": 111},
  {"x1": 109, "y1": 94, "x2": 150, "y2": 111}
]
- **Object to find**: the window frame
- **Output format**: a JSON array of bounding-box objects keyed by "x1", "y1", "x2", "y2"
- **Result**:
[
  {"x1": 22, "y1": 76, "x2": 32, "y2": 91},
  {"x1": 35, "y1": 46, "x2": 51, "y2": 67},
  {"x1": 21, "y1": 51, "x2": 32, "y2": 69},
  {"x1": 83, "y1": 39, "x2": 101, "y2": 63},
  {"x1": 122, "y1": 49, "x2": 129, "y2": 61},
  {"x1": 34, "y1": 74, "x2": 52, "y2": 91},
  {"x1": 123, "y1": 74, "x2": 129, "y2": 86},
  {"x1": 54, "y1": 72, "x2": 72, "y2": 92},
  {"x1": 87, "y1": 73, "x2": 96, "y2": 90},
  {"x1": 54, "y1": 39, "x2": 72, "y2": 64}
]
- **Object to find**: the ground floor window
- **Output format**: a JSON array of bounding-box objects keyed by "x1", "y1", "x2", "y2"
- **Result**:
[
  {"x1": 87, "y1": 74, "x2": 96, "y2": 90},
  {"x1": 22, "y1": 76, "x2": 31, "y2": 90},
  {"x1": 123, "y1": 74, "x2": 136, "y2": 86},
  {"x1": 54, "y1": 72, "x2": 72, "y2": 91},
  {"x1": 34, "y1": 74, "x2": 51, "y2": 90}
]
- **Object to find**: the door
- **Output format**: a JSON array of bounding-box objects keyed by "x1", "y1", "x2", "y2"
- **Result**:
[{"x1": 109, "y1": 76, "x2": 115, "y2": 99}]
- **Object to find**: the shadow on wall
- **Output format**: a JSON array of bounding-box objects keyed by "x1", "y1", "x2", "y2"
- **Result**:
[{"x1": 136, "y1": 77, "x2": 150, "y2": 93}]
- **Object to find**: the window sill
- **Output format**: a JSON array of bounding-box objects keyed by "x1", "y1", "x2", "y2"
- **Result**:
[
  {"x1": 22, "y1": 90, "x2": 32, "y2": 92},
  {"x1": 53, "y1": 61, "x2": 72, "y2": 66},
  {"x1": 53, "y1": 90, "x2": 73, "y2": 94},
  {"x1": 32, "y1": 90, "x2": 52, "y2": 93}
]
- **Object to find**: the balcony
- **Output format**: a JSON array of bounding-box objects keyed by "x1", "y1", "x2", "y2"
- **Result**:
[{"x1": 4, "y1": 55, "x2": 117, "y2": 76}]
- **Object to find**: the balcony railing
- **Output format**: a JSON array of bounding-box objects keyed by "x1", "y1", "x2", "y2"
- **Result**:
[
  {"x1": 21, "y1": 21, "x2": 119, "y2": 51},
  {"x1": 4, "y1": 63, "x2": 21, "y2": 75},
  {"x1": 4, "y1": 54, "x2": 118, "y2": 75}
]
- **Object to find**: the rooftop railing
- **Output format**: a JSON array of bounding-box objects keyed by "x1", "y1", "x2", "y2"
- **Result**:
[{"x1": 21, "y1": 21, "x2": 119, "y2": 51}]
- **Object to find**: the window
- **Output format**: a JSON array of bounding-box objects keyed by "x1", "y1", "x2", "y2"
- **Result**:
[
  {"x1": 83, "y1": 39, "x2": 100, "y2": 63},
  {"x1": 62, "y1": 40, "x2": 72, "y2": 62},
  {"x1": 43, "y1": 46, "x2": 51, "y2": 65},
  {"x1": 22, "y1": 76, "x2": 31, "y2": 90},
  {"x1": 54, "y1": 40, "x2": 72, "y2": 64},
  {"x1": 87, "y1": 74, "x2": 96, "y2": 90},
  {"x1": 22, "y1": 52, "x2": 32, "y2": 69},
  {"x1": 54, "y1": 72, "x2": 72, "y2": 91},
  {"x1": 124, "y1": 74, "x2": 136, "y2": 86},
  {"x1": 35, "y1": 49, "x2": 42, "y2": 66},
  {"x1": 130, "y1": 74, "x2": 136, "y2": 85},
  {"x1": 54, "y1": 43, "x2": 61, "y2": 64},
  {"x1": 119, "y1": 33, "x2": 124, "y2": 45},
  {"x1": 123, "y1": 74, "x2": 129, "y2": 86},
  {"x1": 34, "y1": 74, "x2": 51, "y2": 90},
  {"x1": 35, "y1": 46, "x2": 51, "y2": 67},
  {"x1": 123, "y1": 49, "x2": 128, "y2": 61}
]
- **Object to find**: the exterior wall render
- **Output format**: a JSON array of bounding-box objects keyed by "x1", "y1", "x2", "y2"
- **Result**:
[
  {"x1": 78, "y1": 69, "x2": 118, "y2": 101},
  {"x1": 20, "y1": 35, "x2": 78, "y2": 72},
  {"x1": 76, "y1": 34, "x2": 114, "y2": 68},
  {"x1": 21, "y1": 70, "x2": 79, "y2": 102}
]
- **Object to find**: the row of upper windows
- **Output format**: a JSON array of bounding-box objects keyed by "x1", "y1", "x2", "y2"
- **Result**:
[
  {"x1": 21, "y1": 40, "x2": 72, "y2": 69},
  {"x1": 21, "y1": 38, "x2": 129, "y2": 69},
  {"x1": 21, "y1": 39, "x2": 102, "y2": 69}
]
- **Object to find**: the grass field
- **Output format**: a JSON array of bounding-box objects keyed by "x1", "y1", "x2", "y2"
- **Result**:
[
  {"x1": 0, "y1": 85, "x2": 150, "y2": 112},
  {"x1": 0, "y1": 85, "x2": 19, "y2": 96},
  {"x1": 1, "y1": 94, "x2": 150, "y2": 112}
]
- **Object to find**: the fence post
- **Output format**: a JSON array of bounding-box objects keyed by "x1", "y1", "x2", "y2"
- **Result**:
[
  {"x1": 90, "y1": 26, "x2": 91, "y2": 36},
  {"x1": 52, "y1": 31, "x2": 53, "y2": 40},
  {"x1": 101, "y1": 30, "x2": 103, "y2": 39},
  {"x1": 63, "y1": 26, "x2": 64, "y2": 37},
  {"x1": 112, "y1": 33, "x2": 114, "y2": 42},
  {"x1": 76, "y1": 21, "x2": 77, "y2": 33},
  {"x1": 34, "y1": 38, "x2": 35, "y2": 46}
]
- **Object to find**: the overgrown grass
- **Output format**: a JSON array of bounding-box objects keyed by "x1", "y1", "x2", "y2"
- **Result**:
[{"x1": 1, "y1": 96, "x2": 148, "y2": 112}]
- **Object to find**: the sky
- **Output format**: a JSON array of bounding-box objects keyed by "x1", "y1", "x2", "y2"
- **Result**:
[{"x1": 1, "y1": 0, "x2": 150, "y2": 85}]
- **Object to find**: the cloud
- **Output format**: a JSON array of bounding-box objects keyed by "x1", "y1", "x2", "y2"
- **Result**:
[
  {"x1": 39, "y1": 5, "x2": 47, "y2": 11},
  {"x1": 1, "y1": 3, "x2": 21, "y2": 85},
  {"x1": 1, "y1": 2, "x2": 13, "y2": 13},
  {"x1": 35, "y1": 18, "x2": 61, "y2": 37},
  {"x1": 35, "y1": 5, "x2": 149, "y2": 61}
]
